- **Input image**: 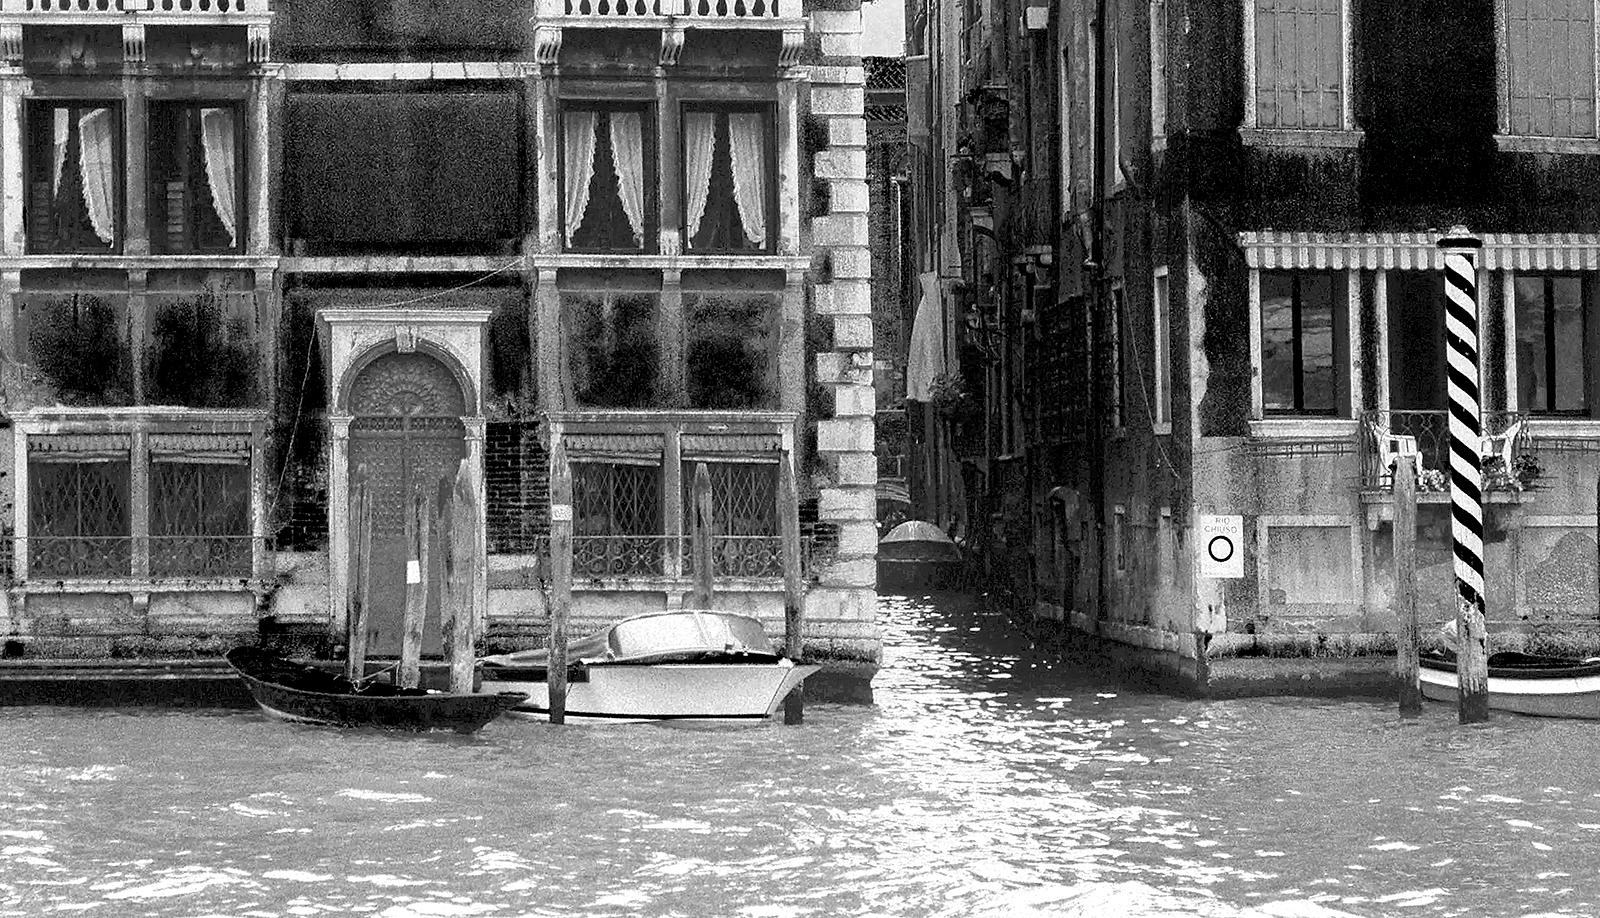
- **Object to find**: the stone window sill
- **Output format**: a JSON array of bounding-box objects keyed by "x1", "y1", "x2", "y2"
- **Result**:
[{"x1": 1240, "y1": 128, "x2": 1363, "y2": 149}]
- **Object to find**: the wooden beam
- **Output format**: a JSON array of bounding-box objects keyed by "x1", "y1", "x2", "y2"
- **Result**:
[
  {"x1": 399, "y1": 485, "x2": 428, "y2": 690},
  {"x1": 345, "y1": 471, "x2": 372, "y2": 685},
  {"x1": 548, "y1": 438, "x2": 574, "y2": 724},
  {"x1": 778, "y1": 452, "x2": 805, "y2": 725},
  {"x1": 690, "y1": 461, "x2": 715, "y2": 609},
  {"x1": 1393, "y1": 460, "x2": 1420, "y2": 716},
  {"x1": 444, "y1": 459, "x2": 478, "y2": 695}
]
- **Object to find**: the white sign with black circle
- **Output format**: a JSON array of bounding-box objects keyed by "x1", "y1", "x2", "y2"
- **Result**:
[{"x1": 1198, "y1": 514, "x2": 1244, "y2": 579}]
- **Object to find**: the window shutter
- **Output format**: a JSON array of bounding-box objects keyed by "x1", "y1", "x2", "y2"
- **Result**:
[
  {"x1": 1255, "y1": 0, "x2": 1343, "y2": 129},
  {"x1": 1507, "y1": 0, "x2": 1596, "y2": 138}
]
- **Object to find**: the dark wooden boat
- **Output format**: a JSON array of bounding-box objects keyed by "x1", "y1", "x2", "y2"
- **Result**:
[
  {"x1": 877, "y1": 520, "x2": 962, "y2": 592},
  {"x1": 225, "y1": 647, "x2": 526, "y2": 734},
  {"x1": 1419, "y1": 649, "x2": 1600, "y2": 719}
]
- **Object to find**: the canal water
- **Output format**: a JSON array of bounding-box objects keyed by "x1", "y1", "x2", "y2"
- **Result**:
[{"x1": 3, "y1": 593, "x2": 1599, "y2": 918}]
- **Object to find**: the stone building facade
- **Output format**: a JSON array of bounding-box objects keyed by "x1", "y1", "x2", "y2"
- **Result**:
[
  {"x1": 908, "y1": 0, "x2": 1600, "y2": 690},
  {"x1": 0, "y1": 0, "x2": 879, "y2": 687}
]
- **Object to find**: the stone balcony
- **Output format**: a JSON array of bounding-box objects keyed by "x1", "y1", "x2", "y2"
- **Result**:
[
  {"x1": 0, "y1": 0, "x2": 273, "y2": 62},
  {"x1": 530, "y1": 0, "x2": 804, "y2": 67}
]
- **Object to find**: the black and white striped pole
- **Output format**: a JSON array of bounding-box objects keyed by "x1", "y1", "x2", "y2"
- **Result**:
[{"x1": 1440, "y1": 227, "x2": 1490, "y2": 723}]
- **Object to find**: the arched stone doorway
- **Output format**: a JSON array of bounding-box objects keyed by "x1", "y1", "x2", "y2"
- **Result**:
[{"x1": 347, "y1": 350, "x2": 467, "y2": 656}]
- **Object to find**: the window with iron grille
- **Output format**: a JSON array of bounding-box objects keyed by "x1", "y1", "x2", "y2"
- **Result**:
[
  {"x1": 150, "y1": 460, "x2": 252, "y2": 577},
  {"x1": 148, "y1": 102, "x2": 243, "y2": 254},
  {"x1": 26, "y1": 102, "x2": 123, "y2": 254},
  {"x1": 573, "y1": 461, "x2": 664, "y2": 576},
  {"x1": 28, "y1": 458, "x2": 132, "y2": 578},
  {"x1": 682, "y1": 460, "x2": 781, "y2": 577}
]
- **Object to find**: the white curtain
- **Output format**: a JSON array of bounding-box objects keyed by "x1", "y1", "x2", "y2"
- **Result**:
[
  {"x1": 608, "y1": 111, "x2": 646, "y2": 247},
  {"x1": 52, "y1": 109, "x2": 69, "y2": 195},
  {"x1": 683, "y1": 112, "x2": 717, "y2": 243},
  {"x1": 564, "y1": 111, "x2": 599, "y2": 246},
  {"x1": 726, "y1": 112, "x2": 768, "y2": 247},
  {"x1": 200, "y1": 108, "x2": 239, "y2": 247},
  {"x1": 76, "y1": 108, "x2": 117, "y2": 246}
]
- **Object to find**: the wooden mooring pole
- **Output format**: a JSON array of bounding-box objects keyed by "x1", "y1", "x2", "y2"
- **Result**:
[
  {"x1": 443, "y1": 459, "x2": 478, "y2": 695},
  {"x1": 345, "y1": 472, "x2": 373, "y2": 685},
  {"x1": 548, "y1": 440, "x2": 573, "y2": 725},
  {"x1": 399, "y1": 486, "x2": 429, "y2": 689},
  {"x1": 690, "y1": 462, "x2": 715, "y2": 609},
  {"x1": 1393, "y1": 460, "x2": 1421, "y2": 715},
  {"x1": 778, "y1": 454, "x2": 805, "y2": 725}
]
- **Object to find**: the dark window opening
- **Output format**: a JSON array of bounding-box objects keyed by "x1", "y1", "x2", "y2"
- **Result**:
[
  {"x1": 26, "y1": 102, "x2": 122, "y2": 254},
  {"x1": 1516, "y1": 274, "x2": 1593, "y2": 416},
  {"x1": 564, "y1": 105, "x2": 655, "y2": 253},
  {"x1": 1262, "y1": 271, "x2": 1341, "y2": 415},
  {"x1": 683, "y1": 106, "x2": 774, "y2": 254},
  {"x1": 149, "y1": 102, "x2": 243, "y2": 254}
]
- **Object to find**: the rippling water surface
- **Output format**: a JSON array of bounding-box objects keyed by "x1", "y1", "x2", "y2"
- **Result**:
[{"x1": 4, "y1": 593, "x2": 1600, "y2": 918}]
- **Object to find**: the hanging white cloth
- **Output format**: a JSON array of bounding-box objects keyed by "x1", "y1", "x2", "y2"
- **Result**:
[
  {"x1": 200, "y1": 108, "x2": 238, "y2": 247},
  {"x1": 726, "y1": 112, "x2": 768, "y2": 248},
  {"x1": 76, "y1": 107, "x2": 117, "y2": 246},
  {"x1": 52, "y1": 109, "x2": 69, "y2": 196},
  {"x1": 564, "y1": 110, "x2": 599, "y2": 246},
  {"x1": 608, "y1": 110, "x2": 646, "y2": 247},
  {"x1": 906, "y1": 272, "x2": 946, "y2": 401},
  {"x1": 683, "y1": 111, "x2": 717, "y2": 243}
]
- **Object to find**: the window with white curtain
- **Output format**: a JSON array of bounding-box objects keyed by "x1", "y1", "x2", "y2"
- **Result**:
[
  {"x1": 150, "y1": 102, "x2": 242, "y2": 254},
  {"x1": 26, "y1": 102, "x2": 122, "y2": 255},
  {"x1": 681, "y1": 105, "x2": 774, "y2": 254},
  {"x1": 563, "y1": 102, "x2": 655, "y2": 253}
]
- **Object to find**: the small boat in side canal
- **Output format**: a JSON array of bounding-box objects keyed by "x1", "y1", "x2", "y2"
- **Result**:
[
  {"x1": 477, "y1": 610, "x2": 818, "y2": 722},
  {"x1": 225, "y1": 647, "x2": 527, "y2": 734},
  {"x1": 1418, "y1": 649, "x2": 1600, "y2": 719},
  {"x1": 877, "y1": 520, "x2": 963, "y2": 592}
]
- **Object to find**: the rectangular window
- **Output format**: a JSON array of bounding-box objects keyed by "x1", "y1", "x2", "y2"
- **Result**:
[
  {"x1": 148, "y1": 103, "x2": 243, "y2": 254},
  {"x1": 1113, "y1": 505, "x2": 1127, "y2": 574},
  {"x1": 685, "y1": 288, "x2": 782, "y2": 410},
  {"x1": 1106, "y1": 24, "x2": 1124, "y2": 188},
  {"x1": 572, "y1": 461, "x2": 665, "y2": 577},
  {"x1": 682, "y1": 105, "x2": 775, "y2": 254},
  {"x1": 562, "y1": 289, "x2": 662, "y2": 408},
  {"x1": 1109, "y1": 285, "x2": 1126, "y2": 428},
  {"x1": 1252, "y1": 0, "x2": 1345, "y2": 130},
  {"x1": 26, "y1": 102, "x2": 122, "y2": 254},
  {"x1": 1153, "y1": 267, "x2": 1171, "y2": 430},
  {"x1": 563, "y1": 103, "x2": 656, "y2": 253},
  {"x1": 1504, "y1": 0, "x2": 1598, "y2": 138},
  {"x1": 682, "y1": 460, "x2": 781, "y2": 578},
  {"x1": 1261, "y1": 271, "x2": 1342, "y2": 415},
  {"x1": 29, "y1": 455, "x2": 132, "y2": 578},
  {"x1": 1515, "y1": 274, "x2": 1593, "y2": 415},
  {"x1": 1058, "y1": 46, "x2": 1073, "y2": 213},
  {"x1": 150, "y1": 460, "x2": 251, "y2": 577}
]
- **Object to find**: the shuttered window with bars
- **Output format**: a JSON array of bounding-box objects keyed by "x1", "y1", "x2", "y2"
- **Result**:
[
  {"x1": 1504, "y1": 0, "x2": 1598, "y2": 138},
  {"x1": 1251, "y1": 0, "x2": 1345, "y2": 130}
]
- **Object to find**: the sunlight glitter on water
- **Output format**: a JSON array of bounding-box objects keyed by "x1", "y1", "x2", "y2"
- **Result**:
[{"x1": 3, "y1": 592, "x2": 1600, "y2": 917}]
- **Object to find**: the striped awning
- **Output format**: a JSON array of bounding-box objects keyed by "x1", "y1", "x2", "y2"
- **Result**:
[{"x1": 1238, "y1": 232, "x2": 1600, "y2": 271}]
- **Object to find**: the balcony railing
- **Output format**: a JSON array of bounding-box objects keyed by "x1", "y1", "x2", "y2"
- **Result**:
[
  {"x1": 538, "y1": 0, "x2": 786, "y2": 20},
  {"x1": 0, "y1": 0, "x2": 269, "y2": 16},
  {"x1": 8, "y1": 535, "x2": 259, "y2": 583},
  {"x1": 1359, "y1": 410, "x2": 1530, "y2": 492}
]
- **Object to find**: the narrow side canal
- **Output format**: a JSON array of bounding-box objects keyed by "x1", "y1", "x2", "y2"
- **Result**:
[{"x1": 3, "y1": 592, "x2": 1598, "y2": 918}]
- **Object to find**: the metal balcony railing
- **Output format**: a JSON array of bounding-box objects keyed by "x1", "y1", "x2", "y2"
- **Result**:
[
  {"x1": 6, "y1": 535, "x2": 260, "y2": 582},
  {"x1": 1359, "y1": 410, "x2": 1530, "y2": 492},
  {"x1": 541, "y1": 0, "x2": 783, "y2": 18}
]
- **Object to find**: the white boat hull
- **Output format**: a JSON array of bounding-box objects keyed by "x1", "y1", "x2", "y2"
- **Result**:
[
  {"x1": 484, "y1": 660, "x2": 820, "y2": 722},
  {"x1": 1418, "y1": 665, "x2": 1600, "y2": 719}
]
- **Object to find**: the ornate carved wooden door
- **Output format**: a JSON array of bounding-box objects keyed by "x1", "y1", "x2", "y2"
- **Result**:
[{"x1": 348, "y1": 352, "x2": 467, "y2": 657}]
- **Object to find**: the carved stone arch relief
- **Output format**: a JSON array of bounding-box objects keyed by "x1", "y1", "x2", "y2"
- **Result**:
[{"x1": 347, "y1": 351, "x2": 468, "y2": 418}]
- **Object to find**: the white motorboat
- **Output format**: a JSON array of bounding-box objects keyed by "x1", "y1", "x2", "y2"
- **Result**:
[
  {"x1": 1419, "y1": 650, "x2": 1600, "y2": 719},
  {"x1": 476, "y1": 610, "x2": 819, "y2": 722}
]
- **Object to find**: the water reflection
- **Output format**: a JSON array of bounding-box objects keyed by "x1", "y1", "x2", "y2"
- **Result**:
[{"x1": 2, "y1": 592, "x2": 1599, "y2": 917}]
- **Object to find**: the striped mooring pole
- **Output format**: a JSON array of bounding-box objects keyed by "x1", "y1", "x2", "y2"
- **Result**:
[{"x1": 1440, "y1": 227, "x2": 1490, "y2": 724}]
